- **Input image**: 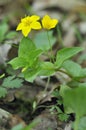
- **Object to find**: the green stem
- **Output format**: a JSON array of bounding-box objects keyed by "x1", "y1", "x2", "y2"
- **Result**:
[
  {"x1": 47, "y1": 31, "x2": 52, "y2": 51},
  {"x1": 55, "y1": 69, "x2": 73, "y2": 79},
  {"x1": 47, "y1": 31, "x2": 54, "y2": 62},
  {"x1": 57, "y1": 26, "x2": 64, "y2": 47},
  {"x1": 12, "y1": 44, "x2": 18, "y2": 48},
  {"x1": 74, "y1": 115, "x2": 80, "y2": 130}
]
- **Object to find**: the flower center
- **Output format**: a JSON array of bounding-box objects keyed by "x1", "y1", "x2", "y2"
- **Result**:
[
  {"x1": 45, "y1": 22, "x2": 51, "y2": 29},
  {"x1": 24, "y1": 19, "x2": 32, "y2": 26}
]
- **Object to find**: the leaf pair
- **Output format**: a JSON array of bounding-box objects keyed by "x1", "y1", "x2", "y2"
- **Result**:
[
  {"x1": 9, "y1": 37, "x2": 43, "y2": 82},
  {"x1": 40, "y1": 47, "x2": 84, "y2": 77},
  {"x1": 9, "y1": 36, "x2": 84, "y2": 82}
]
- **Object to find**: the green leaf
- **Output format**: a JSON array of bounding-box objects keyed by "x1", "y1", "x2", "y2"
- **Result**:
[
  {"x1": 62, "y1": 60, "x2": 81, "y2": 78},
  {"x1": 23, "y1": 66, "x2": 41, "y2": 82},
  {"x1": 28, "y1": 49, "x2": 43, "y2": 65},
  {"x1": 8, "y1": 37, "x2": 43, "y2": 82},
  {"x1": 11, "y1": 124, "x2": 23, "y2": 130},
  {"x1": 0, "y1": 22, "x2": 8, "y2": 42},
  {"x1": 9, "y1": 38, "x2": 42, "y2": 70},
  {"x1": 2, "y1": 76, "x2": 23, "y2": 88},
  {"x1": 78, "y1": 117, "x2": 86, "y2": 130},
  {"x1": 34, "y1": 31, "x2": 56, "y2": 50},
  {"x1": 0, "y1": 87, "x2": 7, "y2": 97},
  {"x1": 39, "y1": 62, "x2": 55, "y2": 76},
  {"x1": 8, "y1": 57, "x2": 28, "y2": 69},
  {"x1": 60, "y1": 85, "x2": 86, "y2": 118},
  {"x1": 19, "y1": 37, "x2": 36, "y2": 58},
  {"x1": 58, "y1": 112, "x2": 69, "y2": 122},
  {"x1": 21, "y1": 119, "x2": 40, "y2": 130},
  {"x1": 6, "y1": 31, "x2": 17, "y2": 39},
  {"x1": 55, "y1": 47, "x2": 83, "y2": 69},
  {"x1": 80, "y1": 68, "x2": 86, "y2": 78},
  {"x1": 22, "y1": 60, "x2": 41, "y2": 82},
  {"x1": 68, "y1": 80, "x2": 86, "y2": 88},
  {"x1": 62, "y1": 60, "x2": 86, "y2": 79}
]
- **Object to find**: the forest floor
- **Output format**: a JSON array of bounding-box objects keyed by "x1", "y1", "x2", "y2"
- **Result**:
[{"x1": 0, "y1": 0, "x2": 86, "y2": 130}]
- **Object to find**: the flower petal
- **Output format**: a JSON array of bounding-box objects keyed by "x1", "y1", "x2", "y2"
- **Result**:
[
  {"x1": 22, "y1": 27, "x2": 31, "y2": 37},
  {"x1": 31, "y1": 22, "x2": 42, "y2": 29},
  {"x1": 43, "y1": 15, "x2": 51, "y2": 21},
  {"x1": 21, "y1": 16, "x2": 30, "y2": 23},
  {"x1": 16, "y1": 15, "x2": 43, "y2": 36},
  {"x1": 42, "y1": 15, "x2": 50, "y2": 29},
  {"x1": 30, "y1": 15, "x2": 40, "y2": 21},
  {"x1": 16, "y1": 23, "x2": 24, "y2": 30},
  {"x1": 49, "y1": 19, "x2": 58, "y2": 29}
]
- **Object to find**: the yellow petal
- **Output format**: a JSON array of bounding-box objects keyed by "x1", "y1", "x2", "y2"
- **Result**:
[
  {"x1": 22, "y1": 27, "x2": 31, "y2": 37},
  {"x1": 30, "y1": 15, "x2": 40, "y2": 21},
  {"x1": 49, "y1": 19, "x2": 58, "y2": 29},
  {"x1": 16, "y1": 23, "x2": 23, "y2": 30},
  {"x1": 42, "y1": 20, "x2": 47, "y2": 29},
  {"x1": 42, "y1": 15, "x2": 50, "y2": 29},
  {"x1": 31, "y1": 22, "x2": 42, "y2": 29},
  {"x1": 21, "y1": 16, "x2": 30, "y2": 23},
  {"x1": 43, "y1": 15, "x2": 51, "y2": 21}
]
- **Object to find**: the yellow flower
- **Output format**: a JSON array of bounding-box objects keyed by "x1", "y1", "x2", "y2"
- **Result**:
[
  {"x1": 42, "y1": 15, "x2": 58, "y2": 30},
  {"x1": 16, "y1": 15, "x2": 42, "y2": 37}
]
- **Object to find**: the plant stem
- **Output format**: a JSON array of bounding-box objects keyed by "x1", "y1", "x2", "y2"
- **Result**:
[
  {"x1": 47, "y1": 31, "x2": 54, "y2": 62},
  {"x1": 57, "y1": 69, "x2": 72, "y2": 79},
  {"x1": 47, "y1": 31, "x2": 52, "y2": 51},
  {"x1": 57, "y1": 26, "x2": 64, "y2": 47},
  {"x1": 74, "y1": 115, "x2": 80, "y2": 130}
]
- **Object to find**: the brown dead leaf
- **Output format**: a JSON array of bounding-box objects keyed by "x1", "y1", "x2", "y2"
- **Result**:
[
  {"x1": 0, "y1": 108, "x2": 26, "y2": 129},
  {"x1": 9, "y1": 114, "x2": 26, "y2": 128}
]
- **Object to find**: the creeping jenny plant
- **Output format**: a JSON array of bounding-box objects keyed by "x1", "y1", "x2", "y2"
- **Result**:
[{"x1": 9, "y1": 15, "x2": 86, "y2": 130}]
